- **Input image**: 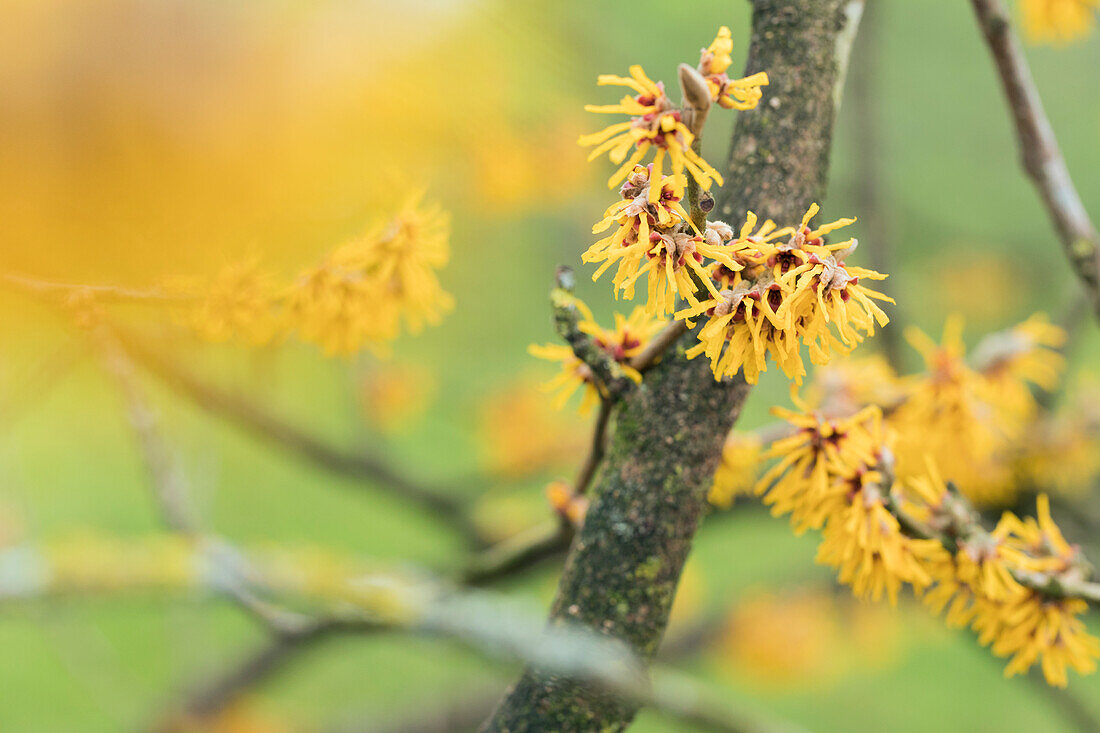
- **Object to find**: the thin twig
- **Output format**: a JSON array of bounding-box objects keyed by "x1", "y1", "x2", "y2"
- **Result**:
[
  {"x1": 629, "y1": 319, "x2": 690, "y2": 372},
  {"x1": 2, "y1": 272, "x2": 192, "y2": 304},
  {"x1": 1026, "y1": 668, "x2": 1100, "y2": 733},
  {"x1": 95, "y1": 326, "x2": 315, "y2": 634},
  {"x1": 551, "y1": 267, "x2": 634, "y2": 399},
  {"x1": 95, "y1": 330, "x2": 199, "y2": 533},
  {"x1": 113, "y1": 328, "x2": 483, "y2": 544},
  {"x1": 461, "y1": 521, "x2": 572, "y2": 586},
  {"x1": 575, "y1": 398, "x2": 613, "y2": 496},
  {"x1": 155, "y1": 618, "x2": 380, "y2": 732},
  {"x1": 970, "y1": 0, "x2": 1100, "y2": 319}
]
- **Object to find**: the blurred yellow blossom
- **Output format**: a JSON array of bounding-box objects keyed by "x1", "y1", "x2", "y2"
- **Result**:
[
  {"x1": 285, "y1": 194, "x2": 452, "y2": 356},
  {"x1": 186, "y1": 261, "x2": 280, "y2": 346},
  {"x1": 1020, "y1": 0, "x2": 1099, "y2": 44},
  {"x1": 360, "y1": 362, "x2": 436, "y2": 435},
  {"x1": 708, "y1": 431, "x2": 762, "y2": 508},
  {"x1": 717, "y1": 589, "x2": 841, "y2": 687},
  {"x1": 477, "y1": 376, "x2": 587, "y2": 478}
]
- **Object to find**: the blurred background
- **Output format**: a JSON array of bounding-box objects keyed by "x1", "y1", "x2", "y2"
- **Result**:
[{"x1": 1, "y1": 0, "x2": 1099, "y2": 731}]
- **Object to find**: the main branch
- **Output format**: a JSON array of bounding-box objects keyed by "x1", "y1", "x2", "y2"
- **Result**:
[{"x1": 482, "y1": 2, "x2": 864, "y2": 730}]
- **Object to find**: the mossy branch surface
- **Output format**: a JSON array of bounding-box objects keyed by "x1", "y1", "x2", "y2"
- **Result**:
[{"x1": 482, "y1": 2, "x2": 863, "y2": 730}]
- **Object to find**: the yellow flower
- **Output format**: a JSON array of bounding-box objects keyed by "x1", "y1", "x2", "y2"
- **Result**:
[
  {"x1": 718, "y1": 590, "x2": 841, "y2": 687},
  {"x1": 579, "y1": 65, "x2": 724, "y2": 193},
  {"x1": 755, "y1": 400, "x2": 882, "y2": 533},
  {"x1": 804, "y1": 355, "x2": 905, "y2": 414},
  {"x1": 697, "y1": 26, "x2": 770, "y2": 110},
  {"x1": 912, "y1": 485, "x2": 1100, "y2": 687},
  {"x1": 546, "y1": 480, "x2": 589, "y2": 526},
  {"x1": 817, "y1": 488, "x2": 948, "y2": 605},
  {"x1": 1020, "y1": 0, "x2": 1099, "y2": 44},
  {"x1": 890, "y1": 314, "x2": 1064, "y2": 507},
  {"x1": 528, "y1": 300, "x2": 665, "y2": 414},
  {"x1": 700, "y1": 26, "x2": 734, "y2": 75},
  {"x1": 994, "y1": 595, "x2": 1100, "y2": 687},
  {"x1": 1017, "y1": 409, "x2": 1100, "y2": 498},
  {"x1": 583, "y1": 164, "x2": 741, "y2": 315},
  {"x1": 679, "y1": 205, "x2": 891, "y2": 384},
  {"x1": 708, "y1": 431, "x2": 763, "y2": 508},
  {"x1": 995, "y1": 494, "x2": 1078, "y2": 574},
  {"x1": 360, "y1": 363, "x2": 436, "y2": 435},
  {"x1": 286, "y1": 254, "x2": 400, "y2": 357}
]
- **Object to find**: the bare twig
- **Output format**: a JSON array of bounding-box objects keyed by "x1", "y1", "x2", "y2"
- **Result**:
[
  {"x1": 2, "y1": 272, "x2": 192, "y2": 304},
  {"x1": 970, "y1": 0, "x2": 1100, "y2": 319},
  {"x1": 462, "y1": 521, "x2": 572, "y2": 587},
  {"x1": 1026, "y1": 668, "x2": 1100, "y2": 733},
  {"x1": 160, "y1": 619, "x2": 378, "y2": 731},
  {"x1": 96, "y1": 327, "x2": 316, "y2": 635},
  {"x1": 551, "y1": 267, "x2": 634, "y2": 399},
  {"x1": 95, "y1": 331, "x2": 199, "y2": 534},
  {"x1": 113, "y1": 328, "x2": 482, "y2": 544},
  {"x1": 629, "y1": 319, "x2": 691, "y2": 372},
  {"x1": 575, "y1": 398, "x2": 613, "y2": 496}
]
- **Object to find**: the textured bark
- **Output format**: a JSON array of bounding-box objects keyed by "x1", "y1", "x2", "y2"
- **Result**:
[{"x1": 482, "y1": 2, "x2": 862, "y2": 730}]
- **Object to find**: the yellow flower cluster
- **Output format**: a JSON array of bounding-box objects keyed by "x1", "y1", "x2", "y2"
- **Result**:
[
  {"x1": 583, "y1": 164, "x2": 741, "y2": 316},
  {"x1": 916, "y1": 481, "x2": 1100, "y2": 687},
  {"x1": 287, "y1": 193, "x2": 453, "y2": 355},
  {"x1": 794, "y1": 314, "x2": 1078, "y2": 507},
  {"x1": 528, "y1": 299, "x2": 665, "y2": 414},
  {"x1": 678, "y1": 205, "x2": 892, "y2": 384},
  {"x1": 579, "y1": 28, "x2": 767, "y2": 197},
  {"x1": 1015, "y1": 395, "x2": 1100, "y2": 497},
  {"x1": 186, "y1": 193, "x2": 453, "y2": 356},
  {"x1": 757, "y1": 401, "x2": 947, "y2": 604},
  {"x1": 758, "y1": 395, "x2": 1100, "y2": 686},
  {"x1": 1020, "y1": 0, "x2": 1099, "y2": 44},
  {"x1": 578, "y1": 29, "x2": 883, "y2": 386},
  {"x1": 186, "y1": 261, "x2": 279, "y2": 345}
]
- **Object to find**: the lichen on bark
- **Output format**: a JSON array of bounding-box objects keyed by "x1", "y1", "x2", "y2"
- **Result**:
[{"x1": 482, "y1": 2, "x2": 864, "y2": 730}]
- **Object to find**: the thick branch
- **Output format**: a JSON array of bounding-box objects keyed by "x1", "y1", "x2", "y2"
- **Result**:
[
  {"x1": 970, "y1": 0, "x2": 1100, "y2": 319},
  {"x1": 484, "y1": 3, "x2": 863, "y2": 730}
]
